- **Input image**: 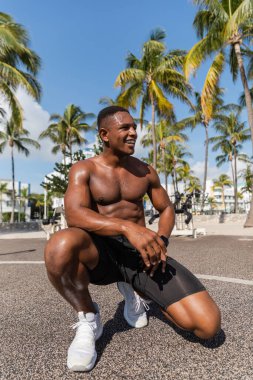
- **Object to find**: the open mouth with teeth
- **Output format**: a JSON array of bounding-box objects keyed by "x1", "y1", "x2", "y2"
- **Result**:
[{"x1": 125, "y1": 140, "x2": 136, "y2": 145}]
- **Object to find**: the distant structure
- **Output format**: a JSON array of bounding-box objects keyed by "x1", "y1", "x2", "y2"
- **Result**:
[
  {"x1": 156, "y1": 180, "x2": 250, "y2": 214},
  {"x1": 44, "y1": 146, "x2": 96, "y2": 216},
  {"x1": 0, "y1": 180, "x2": 31, "y2": 221}
]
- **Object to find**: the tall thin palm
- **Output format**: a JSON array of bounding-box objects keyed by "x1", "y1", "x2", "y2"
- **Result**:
[
  {"x1": 0, "y1": 118, "x2": 40, "y2": 222},
  {"x1": 176, "y1": 91, "x2": 233, "y2": 212},
  {"x1": 115, "y1": 28, "x2": 192, "y2": 169},
  {"x1": 49, "y1": 104, "x2": 94, "y2": 163},
  {"x1": 185, "y1": 0, "x2": 253, "y2": 225},
  {"x1": 0, "y1": 182, "x2": 8, "y2": 223},
  {"x1": 239, "y1": 164, "x2": 253, "y2": 195},
  {"x1": 212, "y1": 174, "x2": 233, "y2": 211},
  {"x1": 0, "y1": 12, "x2": 41, "y2": 128},
  {"x1": 177, "y1": 164, "x2": 194, "y2": 192},
  {"x1": 141, "y1": 119, "x2": 187, "y2": 191},
  {"x1": 210, "y1": 111, "x2": 251, "y2": 212},
  {"x1": 39, "y1": 121, "x2": 69, "y2": 165},
  {"x1": 164, "y1": 142, "x2": 193, "y2": 194}
]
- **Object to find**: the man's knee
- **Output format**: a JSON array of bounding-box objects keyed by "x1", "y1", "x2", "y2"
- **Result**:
[
  {"x1": 44, "y1": 228, "x2": 91, "y2": 275},
  {"x1": 164, "y1": 292, "x2": 221, "y2": 340},
  {"x1": 194, "y1": 306, "x2": 221, "y2": 339}
]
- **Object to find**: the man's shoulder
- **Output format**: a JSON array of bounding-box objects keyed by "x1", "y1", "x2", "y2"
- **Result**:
[
  {"x1": 128, "y1": 156, "x2": 155, "y2": 176},
  {"x1": 69, "y1": 157, "x2": 97, "y2": 177},
  {"x1": 129, "y1": 156, "x2": 149, "y2": 169},
  {"x1": 71, "y1": 157, "x2": 97, "y2": 169}
]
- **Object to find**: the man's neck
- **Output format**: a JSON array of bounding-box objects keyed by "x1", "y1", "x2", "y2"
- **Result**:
[{"x1": 99, "y1": 150, "x2": 130, "y2": 168}]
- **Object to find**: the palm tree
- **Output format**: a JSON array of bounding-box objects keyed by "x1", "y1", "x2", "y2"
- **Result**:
[
  {"x1": 239, "y1": 163, "x2": 253, "y2": 195},
  {"x1": 177, "y1": 164, "x2": 194, "y2": 192},
  {"x1": 141, "y1": 119, "x2": 187, "y2": 192},
  {"x1": 207, "y1": 196, "x2": 218, "y2": 213},
  {"x1": 176, "y1": 91, "x2": 234, "y2": 212},
  {"x1": 164, "y1": 142, "x2": 193, "y2": 194},
  {"x1": 210, "y1": 110, "x2": 251, "y2": 212},
  {"x1": 39, "y1": 120, "x2": 69, "y2": 165},
  {"x1": 212, "y1": 174, "x2": 233, "y2": 211},
  {"x1": 19, "y1": 187, "x2": 29, "y2": 222},
  {"x1": 0, "y1": 117, "x2": 40, "y2": 222},
  {"x1": 98, "y1": 97, "x2": 119, "y2": 106},
  {"x1": 44, "y1": 105, "x2": 94, "y2": 164},
  {"x1": 115, "y1": 28, "x2": 192, "y2": 169},
  {"x1": 0, "y1": 12, "x2": 41, "y2": 129},
  {"x1": 0, "y1": 182, "x2": 8, "y2": 223},
  {"x1": 185, "y1": 0, "x2": 253, "y2": 226},
  {"x1": 186, "y1": 175, "x2": 202, "y2": 212}
]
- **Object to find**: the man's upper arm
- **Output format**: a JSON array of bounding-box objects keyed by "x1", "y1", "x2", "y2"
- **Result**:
[
  {"x1": 147, "y1": 165, "x2": 172, "y2": 212},
  {"x1": 64, "y1": 161, "x2": 92, "y2": 219}
]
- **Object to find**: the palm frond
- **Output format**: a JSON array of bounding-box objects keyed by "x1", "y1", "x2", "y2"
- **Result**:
[{"x1": 201, "y1": 51, "x2": 225, "y2": 122}]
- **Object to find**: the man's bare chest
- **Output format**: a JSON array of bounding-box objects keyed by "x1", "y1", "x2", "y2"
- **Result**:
[{"x1": 89, "y1": 168, "x2": 149, "y2": 205}]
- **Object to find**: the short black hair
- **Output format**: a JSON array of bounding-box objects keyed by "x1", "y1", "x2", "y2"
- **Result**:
[{"x1": 97, "y1": 106, "x2": 130, "y2": 130}]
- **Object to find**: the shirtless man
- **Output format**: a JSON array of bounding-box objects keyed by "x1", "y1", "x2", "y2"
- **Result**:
[{"x1": 44, "y1": 106, "x2": 221, "y2": 372}]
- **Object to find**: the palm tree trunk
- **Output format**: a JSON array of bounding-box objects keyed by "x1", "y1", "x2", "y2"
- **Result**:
[
  {"x1": 162, "y1": 148, "x2": 167, "y2": 192},
  {"x1": 171, "y1": 173, "x2": 176, "y2": 194},
  {"x1": 10, "y1": 147, "x2": 15, "y2": 223},
  {"x1": 0, "y1": 193, "x2": 2, "y2": 223},
  {"x1": 201, "y1": 122, "x2": 209, "y2": 213},
  {"x1": 150, "y1": 95, "x2": 157, "y2": 169},
  {"x1": 234, "y1": 146, "x2": 238, "y2": 213},
  {"x1": 234, "y1": 42, "x2": 253, "y2": 226},
  {"x1": 230, "y1": 159, "x2": 235, "y2": 188},
  {"x1": 69, "y1": 143, "x2": 73, "y2": 165},
  {"x1": 174, "y1": 166, "x2": 179, "y2": 193},
  {"x1": 222, "y1": 187, "x2": 225, "y2": 211}
]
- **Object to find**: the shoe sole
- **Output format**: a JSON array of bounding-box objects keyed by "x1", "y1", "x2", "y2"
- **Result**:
[
  {"x1": 67, "y1": 324, "x2": 104, "y2": 372},
  {"x1": 117, "y1": 282, "x2": 148, "y2": 328}
]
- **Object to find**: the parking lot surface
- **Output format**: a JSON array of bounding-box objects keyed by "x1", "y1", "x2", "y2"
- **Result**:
[{"x1": 0, "y1": 235, "x2": 252, "y2": 380}]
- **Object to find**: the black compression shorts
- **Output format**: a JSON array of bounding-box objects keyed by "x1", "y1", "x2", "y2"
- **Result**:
[{"x1": 87, "y1": 234, "x2": 206, "y2": 310}]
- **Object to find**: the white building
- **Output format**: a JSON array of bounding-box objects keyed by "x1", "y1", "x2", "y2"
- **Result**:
[
  {"x1": 157, "y1": 180, "x2": 251, "y2": 214},
  {"x1": 44, "y1": 147, "x2": 96, "y2": 216},
  {"x1": 0, "y1": 180, "x2": 31, "y2": 221}
]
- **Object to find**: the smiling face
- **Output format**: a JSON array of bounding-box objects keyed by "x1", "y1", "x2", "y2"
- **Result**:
[{"x1": 99, "y1": 111, "x2": 138, "y2": 156}]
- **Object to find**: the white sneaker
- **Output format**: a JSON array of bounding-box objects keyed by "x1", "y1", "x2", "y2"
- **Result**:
[
  {"x1": 67, "y1": 303, "x2": 103, "y2": 372},
  {"x1": 117, "y1": 282, "x2": 149, "y2": 328}
]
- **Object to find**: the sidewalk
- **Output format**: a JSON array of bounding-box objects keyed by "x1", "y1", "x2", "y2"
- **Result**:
[
  {"x1": 0, "y1": 220, "x2": 252, "y2": 239},
  {"x1": 0, "y1": 230, "x2": 46, "y2": 239},
  {"x1": 147, "y1": 218, "x2": 253, "y2": 237}
]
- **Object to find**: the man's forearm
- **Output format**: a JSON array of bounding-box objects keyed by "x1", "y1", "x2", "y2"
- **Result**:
[
  {"x1": 66, "y1": 207, "x2": 133, "y2": 237},
  {"x1": 157, "y1": 204, "x2": 175, "y2": 238}
]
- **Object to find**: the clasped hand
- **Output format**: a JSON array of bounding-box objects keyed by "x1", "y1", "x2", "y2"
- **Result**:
[{"x1": 125, "y1": 225, "x2": 167, "y2": 277}]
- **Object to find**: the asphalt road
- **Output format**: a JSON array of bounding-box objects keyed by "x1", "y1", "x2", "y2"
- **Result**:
[{"x1": 0, "y1": 236, "x2": 252, "y2": 380}]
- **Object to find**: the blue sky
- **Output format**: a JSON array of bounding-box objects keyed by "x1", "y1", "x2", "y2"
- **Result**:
[{"x1": 0, "y1": 0, "x2": 251, "y2": 192}]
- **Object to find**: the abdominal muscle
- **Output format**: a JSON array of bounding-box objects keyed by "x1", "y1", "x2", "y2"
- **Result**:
[{"x1": 96, "y1": 199, "x2": 146, "y2": 226}]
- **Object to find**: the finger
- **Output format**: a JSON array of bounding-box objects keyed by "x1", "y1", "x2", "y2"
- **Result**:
[
  {"x1": 161, "y1": 252, "x2": 167, "y2": 273},
  {"x1": 149, "y1": 240, "x2": 162, "y2": 261},
  {"x1": 155, "y1": 236, "x2": 167, "y2": 255},
  {"x1": 149, "y1": 262, "x2": 159, "y2": 277},
  {"x1": 140, "y1": 249, "x2": 151, "y2": 269},
  {"x1": 146, "y1": 245, "x2": 159, "y2": 266}
]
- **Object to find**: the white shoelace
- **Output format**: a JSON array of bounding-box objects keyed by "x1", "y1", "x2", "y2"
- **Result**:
[{"x1": 134, "y1": 293, "x2": 150, "y2": 313}]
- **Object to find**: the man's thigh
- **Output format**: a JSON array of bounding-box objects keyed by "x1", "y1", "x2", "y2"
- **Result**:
[
  {"x1": 87, "y1": 234, "x2": 124, "y2": 285},
  {"x1": 132, "y1": 257, "x2": 206, "y2": 310}
]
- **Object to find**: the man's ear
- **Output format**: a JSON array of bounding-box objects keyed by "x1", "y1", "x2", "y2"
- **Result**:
[{"x1": 99, "y1": 128, "x2": 109, "y2": 143}]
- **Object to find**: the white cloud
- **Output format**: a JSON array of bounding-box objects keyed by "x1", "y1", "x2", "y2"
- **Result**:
[
  {"x1": 190, "y1": 160, "x2": 223, "y2": 182},
  {"x1": 0, "y1": 88, "x2": 54, "y2": 162}
]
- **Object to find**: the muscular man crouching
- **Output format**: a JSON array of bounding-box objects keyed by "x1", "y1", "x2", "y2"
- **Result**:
[{"x1": 44, "y1": 106, "x2": 221, "y2": 372}]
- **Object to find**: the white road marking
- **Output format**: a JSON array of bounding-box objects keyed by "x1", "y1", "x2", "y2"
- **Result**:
[
  {"x1": 0, "y1": 261, "x2": 252, "y2": 286},
  {"x1": 0, "y1": 261, "x2": 45, "y2": 264},
  {"x1": 196, "y1": 274, "x2": 253, "y2": 286},
  {"x1": 238, "y1": 238, "x2": 253, "y2": 241}
]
